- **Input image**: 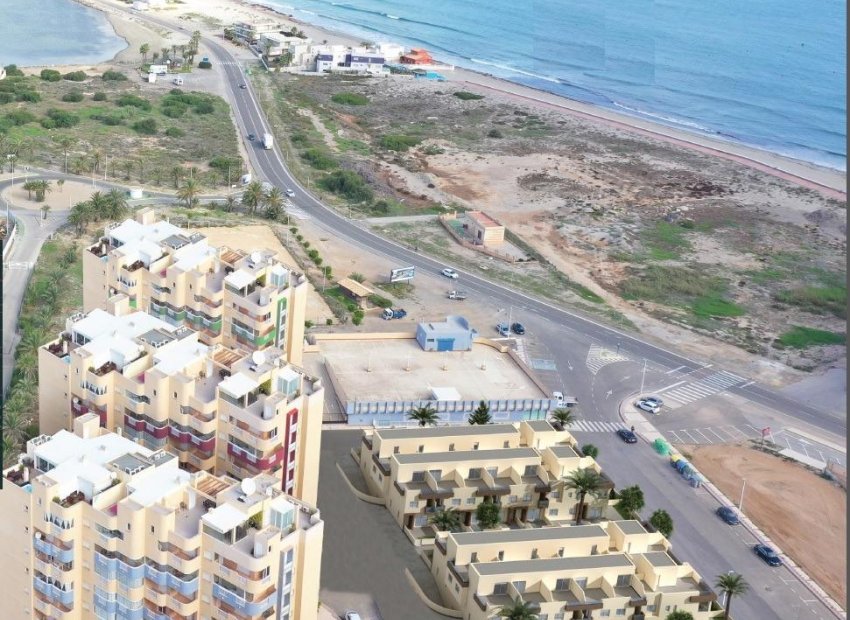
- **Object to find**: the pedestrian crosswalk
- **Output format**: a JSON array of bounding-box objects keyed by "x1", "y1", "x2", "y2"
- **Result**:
[
  {"x1": 585, "y1": 344, "x2": 630, "y2": 375},
  {"x1": 659, "y1": 371, "x2": 746, "y2": 406},
  {"x1": 566, "y1": 420, "x2": 627, "y2": 433}
]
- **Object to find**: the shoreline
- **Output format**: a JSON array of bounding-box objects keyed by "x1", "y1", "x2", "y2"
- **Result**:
[{"x1": 69, "y1": 0, "x2": 847, "y2": 196}]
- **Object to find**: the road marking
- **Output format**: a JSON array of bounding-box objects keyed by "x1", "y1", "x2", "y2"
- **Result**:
[
  {"x1": 661, "y1": 371, "x2": 748, "y2": 405},
  {"x1": 739, "y1": 380, "x2": 755, "y2": 388},
  {"x1": 695, "y1": 429, "x2": 713, "y2": 444},
  {"x1": 654, "y1": 380, "x2": 687, "y2": 394},
  {"x1": 585, "y1": 343, "x2": 630, "y2": 375},
  {"x1": 606, "y1": 389, "x2": 613, "y2": 399},
  {"x1": 707, "y1": 428, "x2": 726, "y2": 441},
  {"x1": 666, "y1": 365, "x2": 687, "y2": 374},
  {"x1": 567, "y1": 420, "x2": 625, "y2": 433},
  {"x1": 668, "y1": 431, "x2": 684, "y2": 443}
]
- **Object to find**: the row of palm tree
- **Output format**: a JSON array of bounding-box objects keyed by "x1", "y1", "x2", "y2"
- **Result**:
[
  {"x1": 68, "y1": 189, "x2": 129, "y2": 235},
  {"x1": 21, "y1": 179, "x2": 52, "y2": 202},
  {"x1": 241, "y1": 180, "x2": 286, "y2": 220},
  {"x1": 140, "y1": 30, "x2": 201, "y2": 67},
  {"x1": 409, "y1": 403, "x2": 578, "y2": 428}
]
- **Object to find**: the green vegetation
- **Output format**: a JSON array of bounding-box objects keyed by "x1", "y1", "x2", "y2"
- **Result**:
[
  {"x1": 468, "y1": 401, "x2": 492, "y2": 425},
  {"x1": 487, "y1": 128, "x2": 503, "y2": 138},
  {"x1": 331, "y1": 92, "x2": 370, "y2": 105},
  {"x1": 63, "y1": 70, "x2": 87, "y2": 82},
  {"x1": 300, "y1": 148, "x2": 338, "y2": 170},
  {"x1": 40, "y1": 69, "x2": 62, "y2": 82},
  {"x1": 375, "y1": 281, "x2": 415, "y2": 298},
  {"x1": 691, "y1": 296, "x2": 745, "y2": 318},
  {"x1": 475, "y1": 501, "x2": 501, "y2": 529},
  {"x1": 453, "y1": 91, "x2": 484, "y2": 101},
  {"x1": 642, "y1": 221, "x2": 692, "y2": 260},
  {"x1": 4, "y1": 64, "x2": 25, "y2": 77},
  {"x1": 621, "y1": 265, "x2": 743, "y2": 319},
  {"x1": 776, "y1": 326, "x2": 845, "y2": 349},
  {"x1": 317, "y1": 169, "x2": 373, "y2": 202},
  {"x1": 132, "y1": 118, "x2": 157, "y2": 135},
  {"x1": 44, "y1": 108, "x2": 80, "y2": 128},
  {"x1": 5, "y1": 109, "x2": 37, "y2": 126},
  {"x1": 775, "y1": 284, "x2": 846, "y2": 318},
  {"x1": 367, "y1": 293, "x2": 392, "y2": 308},
  {"x1": 581, "y1": 444, "x2": 599, "y2": 458},
  {"x1": 61, "y1": 90, "x2": 84, "y2": 103},
  {"x1": 165, "y1": 126, "x2": 185, "y2": 138},
  {"x1": 92, "y1": 91, "x2": 107, "y2": 101},
  {"x1": 117, "y1": 94, "x2": 152, "y2": 110},
  {"x1": 101, "y1": 70, "x2": 128, "y2": 81},
  {"x1": 649, "y1": 509, "x2": 674, "y2": 538},
  {"x1": 614, "y1": 485, "x2": 645, "y2": 519},
  {"x1": 378, "y1": 134, "x2": 422, "y2": 151}
]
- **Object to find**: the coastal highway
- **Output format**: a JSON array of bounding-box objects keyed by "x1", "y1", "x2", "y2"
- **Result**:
[{"x1": 203, "y1": 35, "x2": 846, "y2": 439}]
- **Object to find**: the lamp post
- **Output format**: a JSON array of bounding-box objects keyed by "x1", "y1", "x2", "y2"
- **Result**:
[
  {"x1": 639, "y1": 359, "x2": 647, "y2": 395},
  {"x1": 739, "y1": 478, "x2": 746, "y2": 513}
]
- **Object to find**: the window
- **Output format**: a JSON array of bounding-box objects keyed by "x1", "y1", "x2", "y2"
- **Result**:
[
  {"x1": 524, "y1": 465, "x2": 537, "y2": 476},
  {"x1": 574, "y1": 578, "x2": 587, "y2": 589},
  {"x1": 493, "y1": 583, "x2": 508, "y2": 595},
  {"x1": 549, "y1": 509, "x2": 559, "y2": 516},
  {"x1": 393, "y1": 446, "x2": 400, "y2": 454},
  {"x1": 503, "y1": 440, "x2": 510, "y2": 448},
  {"x1": 418, "y1": 445, "x2": 424, "y2": 453},
  {"x1": 150, "y1": 526, "x2": 155, "y2": 534},
  {"x1": 616, "y1": 574, "x2": 630, "y2": 587},
  {"x1": 486, "y1": 466, "x2": 498, "y2": 477},
  {"x1": 470, "y1": 552, "x2": 478, "y2": 562},
  {"x1": 411, "y1": 471, "x2": 425, "y2": 483},
  {"x1": 473, "y1": 442, "x2": 479, "y2": 450},
  {"x1": 497, "y1": 551, "x2": 504, "y2": 561},
  {"x1": 468, "y1": 468, "x2": 481, "y2": 480},
  {"x1": 466, "y1": 497, "x2": 476, "y2": 505},
  {"x1": 508, "y1": 495, "x2": 518, "y2": 503},
  {"x1": 513, "y1": 581, "x2": 526, "y2": 593},
  {"x1": 448, "y1": 443, "x2": 455, "y2": 451},
  {"x1": 599, "y1": 612, "x2": 610, "y2": 618},
  {"x1": 555, "y1": 578, "x2": 569, "y2": 590},
  {"x1": 616, "y1": 610, "x2": 626, "y2": 616},
  {"x1": 451, "y1": 498, "x2": 461, "y2": 506}
]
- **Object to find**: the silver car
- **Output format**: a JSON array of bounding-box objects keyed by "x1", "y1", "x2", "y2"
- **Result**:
[{"x1": 635, "y1": 396, "x2": 663, "y2": 414}]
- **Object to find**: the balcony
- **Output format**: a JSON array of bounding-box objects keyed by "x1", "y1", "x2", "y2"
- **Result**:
[
  {"x1": 34, "y1": 576, "x2": 74, "y2": 608},
  {"x1": 34, "y1": 535, "x2": 74, "y2": 564},
  {"x1": 125, "y1": 260, "x2": 145, "y2": 273},
  {"x1": 212, "y1": 583, "x2": 276, "y2": 617}
]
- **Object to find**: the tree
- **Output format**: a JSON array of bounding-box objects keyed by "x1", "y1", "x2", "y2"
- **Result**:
[
  {"x1": 716, "y1": 572, "x2": 748, "y2": 620},
  {"x1": 177, "y1": 177, "x2": 201, "y2": 208},
  {"x1": 280, "y1": 50, "x2": 293, "y2": 67},
  {"x1": 171, "y1": 166, "x2": 185, "y2": 189},
  {"x1": 649, "y1": 509, "x2": 674, "y2": 538},
  {"x1": 468, "y1": 400, "x2": 492, "y2": 425},
  {"x1": 22, "y1": 180, "x2": 38, "y2": 201},
  {"x1": 52, "y1": 135, "x2": 77, "y2": 173},
  {"x1": 665, "y1": 611, "x2": 694, "y2": 620},
  {"x1": 559, "y1": 468, "x2": 604, "y2": 525},
  {"x1": 475, "y1": 501, "x2": 501, "y2": 529},
  {"x1": 92, "y1": 150, "x2": 103, "y2": 174},
  {"x1": 549, "y1": 407, "x2": 576, "y2": 429},
  {"x1": 615, "y1": 485, "x2": 645, "y2": 519},
  {"x1": 407, "y1": 404, "x2": 439, "y2": 427},
  {"x1": 263, "y1": 40, "x2": 274, "y2": 59},
  {"x1": 33, "y1": 180, "x2": 52, "y2": 202},
  {"x1": 69, "y1": 201, "x2": 92, "y2": 235},
  {"x1": 160, "y1": 47, "x2": 169, "y2": 62},
  {"x1": 223, "y1": 195, "x2": 237, "y2": 212},
  {"x1": 140, "y1": 43, "x2": 150, "y2": 64},
  {"x1": 497, "y1": 599, "x2": 539, "y2": 620},
  {"x1": 105, "y1": 189, "x2": 128, "y2": 220},
  {"x1": 151, "y1": 51, "x2": 160, "y2": 64},
  {"x1": 429, "y1": 508, "x2": 462, "y2": 532},
  {"x1": 263, "y1": 186, "x2": 284, "y2": 220},
  {"x1": 56, "y1": 179, "x2": 65, "y2": 193},
  {"x1": 41, "y1": 204, "x2": 51, "y2": 220},
  {"x1": 88, "y1": 191, "x2": 110, "y2": 219},
  {"x1": 241, "y1": 180, "x2": 265, "y2": 214},
  {"x1": 581, "y1": 444, "x2": 599, "y2": 459}
]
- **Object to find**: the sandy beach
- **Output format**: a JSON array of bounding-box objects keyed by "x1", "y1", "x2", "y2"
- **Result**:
[{"x1": 67, "y1": 0, "x2": 845, "y2": 197}]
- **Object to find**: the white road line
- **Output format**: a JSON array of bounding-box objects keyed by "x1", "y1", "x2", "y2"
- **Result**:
[
  {"x1": 785, "y1": 438, "x2": 793, "y2": 449},
  {"x1": 652, "y1": 380, "x2": 687, "y2": 394},
  {"x1": 707, "y1": 428, "x2": 726, "y2": 441},
  {"x1": 746, "y1": 424, "x2": 762, "y2": 434},
  {"x1": 739, "y1": 380, "x2": 755, "y2": 388},
  {"x1": 681, "y1": 429, "x2": 699, "y2": 443},
  {"x1": 666, "y1": 365, "x2": 687, "y2": 374},
  {"x1": 695, "y1": 429, "x2": 713, "y2": 444},
  {"x1": 668, "y1": 431, "x2": 683, "y2": 443}
]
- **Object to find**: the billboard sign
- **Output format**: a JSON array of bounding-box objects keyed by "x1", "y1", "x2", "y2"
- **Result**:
[{"x1": 390, "y1": 266, "x2": 415, "y2": 282}]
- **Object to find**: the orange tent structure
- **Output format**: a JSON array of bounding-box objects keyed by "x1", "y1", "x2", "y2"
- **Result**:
[{"x1": 400, "y1": 48, "x2": 434, "y2": 64}]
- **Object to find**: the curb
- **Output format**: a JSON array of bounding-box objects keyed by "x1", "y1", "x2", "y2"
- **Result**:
[{"x1": 617, "y1": 394, "x2": 847, "y2": 619}]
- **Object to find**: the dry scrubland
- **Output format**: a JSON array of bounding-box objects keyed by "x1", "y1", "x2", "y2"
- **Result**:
[{"x1": 257, "y1": 72, "x2": 846, "y2": 371}]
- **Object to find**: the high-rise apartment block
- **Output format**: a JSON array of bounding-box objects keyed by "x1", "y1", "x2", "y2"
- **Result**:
[
  {"x1": 83, "y1": 208, "x2": 307, "y2": 366},
  {"x1": 1, "y1": 415, "x2": 323, "y2": 620},
  {"x1": 38, "y1": 308, "x2": 324, "y2": 504}
]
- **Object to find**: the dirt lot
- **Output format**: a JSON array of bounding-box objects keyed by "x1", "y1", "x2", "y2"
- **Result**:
[
  {"x1": 689, "y1": 444, "x2": 846, "y2": 605},
  {"x1": 256, "y1": 72, "x2": 846, "y2": 374}
]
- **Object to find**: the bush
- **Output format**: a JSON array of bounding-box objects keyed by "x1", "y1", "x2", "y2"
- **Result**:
[
  {"x1": 317, "y1": 169, "x2": 373, "y2": 202},
  {"x1": 776, "y1": 326, "x2": 846, "y2": 349},
  {"x1": 422, "y1": 144, "x2": 445, "y2": 155},
  {"x1": 40, "y1": 69, "x2": 62, "y2": 82},
  {"x1": 581, "y1": 444, "x2": 599, "y2": 458},
  {"x1": 378, "y1": 134, "x2": 421, "y2": 151},
  {"x1": 349, "y1": 272, "x2": 365, "y2": 283},
  {"x1": 45, "y1": 108, "x2": 80, "y2": 128},
  {"x1": 3, "y1": 64, "x2": 25, "y2": 77},
  {"x1": 17, "y1": 91, "x2": 41, "y2": 103},
  {"x1": 326, "y1": 318, "x2": 333, "y2": 326},
  {"x1": 0, "y1": 92, "x2": 14, "y2": 104},
  {"x1": 94, "y1": 113, "x2": 124, "y2": 126},
  {"x1": 101, "y1": 70, "x2": 128, "y2": 81},
  {"x1": 208, "y1": 156, "x2": 240, "y2": 172},
  {"x1": 194, "y1": 100, "x2": 215, "y2": 114},
  {"x1": 487, "y1": 128, "x2": 503, "y2": 138},
  {"x1": 198, "y1": 60, "x2": 212, "y2": 69},
  {"x1": 368, "y1": 294, "x2": 392, "y2": 309},
  {"x1": 331, "y1": 92, "x2": 370, "y2": 105},
  {"x1": 116, "y1": 94, "x2": 152, "y2": 110},
  {"x1": 92, "y1": 91, "x2": 107, "y2": 101},
  {"x1": 475, "y1": 502, "x2": 501, "y2": 529},
  {"x1": 453, "y1": 90, "x2": 484, "y2": 101},
  {"x1": 161, "y1": 103, "x2": 187, "y2": 118},
  {"x1": 352, "y1": 309, "x2": 365, "y2": 325},
  {"x1": 300, "y1": 148, "x2": 337, "y2": 170},
  {"x1": 164, "y1": 126, "x2": 184, "y2": 137},
  {"x1": 649, "y1": 509, "x2": 674, "y2": 538},
  {"x1": 132, "y1": 118, "x2": 157, "y2": 135},
  {"x1": 61, "y1": 90, "x2": 84, "y2": 103},
  {"x1": 63, "y1": 70, "x2": 87, "y2": 82},
  {"x1": 39, "y1": 118, "x2": 56, "y2": 129},
  {"x1": 5, "y1": 110, "x2": 37, "y2": 126}
]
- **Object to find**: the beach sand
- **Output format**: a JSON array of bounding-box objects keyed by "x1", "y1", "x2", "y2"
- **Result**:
[{"x1": 76, "y1": 0, "x2": 845, "y2": 197}]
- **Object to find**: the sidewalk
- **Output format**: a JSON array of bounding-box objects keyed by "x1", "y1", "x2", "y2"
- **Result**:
[{"x1": 618, "y1": 395, "x2": 847, "y2": 620}]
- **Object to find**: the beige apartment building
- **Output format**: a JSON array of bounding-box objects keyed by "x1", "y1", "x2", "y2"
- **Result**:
[
  {"x1": 358, "y1": 422, "x2": 617, "y2": 530},
  {"x1": 0, "y1": 414, "x2": 323, "y2": 620},
  {"x1": 83, "y1": 208, "x2": 307, "y2": 366},
  {"x1": 38, "y1": 307, "x2": 324, "y2": 505},
  {"x1": 431, "y1": 521, "x2": 718, "y2": 620}
]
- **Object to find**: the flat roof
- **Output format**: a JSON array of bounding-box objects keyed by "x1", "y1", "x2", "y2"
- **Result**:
[
  {"x1": 219, "y1": 372, "x2": 258, "y2": 398},
  {"x1": 394, "y1": 447, "x2": 538, "y2": 465},
  {"x1": 375, "y1": 424, "x2": 517, "y2": 440},
  {"x1": 224, "y1": 269, "x2": 256, "y2": 290},
  {"x1": 467, "y1": 211, "x2": 502, "y2": 228},
  {"x1": 525, "y1": 420, "x2": 556, "y2": 432},
  {"x1": 475, "y1": 553, "x2": 633, "y2": 576},
  {"x1": 451, "y1": 524, "x2": 607, "y2": 546},
  {"x1": 153, "y1": 337, "x2": 208, "y2": 376},
  {"x1": 338, "y1": 277, "x2": 373, "y2": 297},
  {"x1": 614, "y1": 520, "x2": 648, "y2": 536},
  {"x1": 548, "y1": 445, "x2": 580, "y2": 459},
  {"x1": 308, "y1": 338, "x2": 545, "y2": 403},
  {"x1": 127, "y1": 461, "x2": 191, "y2": 507},
  {"x1": 202, "y1": 503, "x2": 247, "y2": 533},
  {"x1": 640, "y1": 552, "x2": 678, "y2": 568},
  {"x1": 419, "y1": 315, "x2": 471, "y2": 335}
]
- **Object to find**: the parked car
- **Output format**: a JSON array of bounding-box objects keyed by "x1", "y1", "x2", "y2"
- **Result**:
[
  {"x1": 552, "y1": 391, "x2": 565, "y2": 405},
  {"x1": 617, "y1": 429, "x2": 638, "y2": 444},
  {"x1": 285, "y1": 188, "x2": 295, "y2": 197},
  {"x1": 511, "y1": 322, "x2": 525, "y2": 335},
  {"x1": 239, "y1": 83, "x2": 247, "y2": 89},
  {"x1": 754, "y1": 544, "x2": 782, "y2": 566},
  {"x1": 495, "y1": 323, "x2": 510, "y2": 337},
  {"x1": 382, "y1": 308, "x2": 407, "y2": 320},
  {"x1": 715, "y1": 506, "x2": 740, "y2": 525},
  {"x1": 247, "y1": 133, "x2": 255, "y2": 141},
  {"x1": 447, "y1": 290, "x2": 467, "y2": 300},
  {"x1": 635, "y1": 396, "x2": 663, "y2": 414},
  {"x1": 343, "y1": 613, "x2": 363, "y2": 620},
  {"x1": 441, "y1": 267, "x2": 459, "y2": 279}
]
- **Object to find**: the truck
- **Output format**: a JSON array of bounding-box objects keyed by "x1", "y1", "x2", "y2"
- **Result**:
[
  {"x1": 262, "y1": 133, "x2": 273, "y2": 150},
  {"x1": 382, "y1": 308, "x2": 408, "y2": 320},
  {"x1": 447, "y1": 290, "x2": 467, "y2": 300}
]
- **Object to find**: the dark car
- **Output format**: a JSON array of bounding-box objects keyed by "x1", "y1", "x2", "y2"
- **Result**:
[
  {"x1": 247, "y1": 133, "x2": 255, "y2": 141},
  {"x1": 617, "y1": 429, "x2": 638, "y2": 444},
  {"x1": 715, "y1": 506, "x2": 740, "y2": 525},
  {"x1": 239, "y1": 83, "x2": 248, "y2": 89},
  {"x1": 754, "y1": 544, "x2": 782, "y2": 566},
  {"x1": 511, "y1": 322, "x2": 525, "y2": 335}
]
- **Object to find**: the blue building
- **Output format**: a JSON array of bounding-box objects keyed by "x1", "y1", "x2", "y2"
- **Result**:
[{"x1": 415, "y1": 316, "x2": 478, "y2": 352}]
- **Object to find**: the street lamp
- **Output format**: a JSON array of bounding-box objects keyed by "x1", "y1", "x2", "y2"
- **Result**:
[{"x1": 739, "y1": 478, "x2": 746, "y2": 513}]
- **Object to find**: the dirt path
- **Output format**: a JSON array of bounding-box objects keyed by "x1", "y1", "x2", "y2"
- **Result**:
[{"x1": 689, "y1": 444, "x2": 846, "y2": 606}]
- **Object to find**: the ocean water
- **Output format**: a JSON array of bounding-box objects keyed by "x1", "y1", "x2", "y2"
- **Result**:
[
  {"x1": 0, "y1": 0, "x2": 127, "y2": 68},
  {"x1": 261, "y1": 0, "x2": 847, "y2": 170}
]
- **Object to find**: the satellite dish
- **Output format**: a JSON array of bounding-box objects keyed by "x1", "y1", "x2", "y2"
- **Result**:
[
  {"x1": 240, "y1": 478, "x2": 257, "y2": 496},
  {"x1": 251, "y1": 351, "x2": 266, "y2": 366},
  {"x1": 250, "y1": 251, "x2": 262, "y2": 264}
]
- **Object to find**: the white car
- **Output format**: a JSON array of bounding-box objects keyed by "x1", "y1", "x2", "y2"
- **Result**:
[
  {"x1": 441, "y1": 268, "x2": 459, "y2": 279},
  {"x1": 285, "y1": 188, "x2": 295, "y2": 197},
  {"x1": 635, "y1": 396, "x2": 663, "y2": 414},
  {"x1": 344, "y1": 613, "x2": 362, "y2": 620}
]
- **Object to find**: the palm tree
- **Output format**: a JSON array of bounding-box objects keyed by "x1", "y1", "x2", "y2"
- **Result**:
[
  {"x1": 177, "y1": 177, "x2": 201, "y2": 208},
  {"x1": 22, "y1": 180, "x2": 38, "y2": 201},
  {"x1": 468, "y1": 400, "x2": 492, "y2": 425},
  {"x1": 223, "y1": 195, "x2": 238, "y2": 212},
  {"x1": 160, "y1": 47, "x2": 169, "y2": 63},
  {"x1": 497, "y1": 598, "x2": 539, "y2": 620},
  {"x1": 716, "y1": 572, "x2": 748, "y2": 620},
  {"x1": 558, "y1": 468, "x2": 604, "y2": 525},
  {"x1": 171, "y1": 165, "x2": 184, "y2": 189},
  {"x1": 264, "y1": 186, "x2": 284, "y2": 220},
  {"x1": 121, "y1": 160, "x2": 133, "y2": 181},
  {"x1": 2, "y1": 405, "x2": 30, "y2": 448},
  {"x1": 241, "y1": 180, "x2": 265, "y2": 215},
  {"x1": 549, "y1": 407, "x2": 576, "y2": 430},
  {"x1": 69, "y1": 200, "x2": 92, "y2": 235},
  {"x1": 15, "y1": 328, "x2": 47, "y2": 361},
  {"x1": 56, "y1": 179, "x2": 65, "y2": 193},
  {"x1": 40, "y1": 204, "x2": 50, "y2": 221},
  {"x1": 105, "y1": 188, "x2": 129, "y2": 220},
  {"x1": 151, "y1": 51, "x2": 160, "y2": 64},
  {"x1": 92, "y1": 150, "x2": 103, "y2": 175},
  {"x1": 581, "y1": 444, "x2": 599, "y2": 459},
  {"x1": 139, "y1": 43, "x2": 150, "y2": 64},
  {"x1": 429, "y1": 508, "x2": 462, "y2": 532},
  {"x1": 408, "y1": 404, "x2": 439, "y2": 427},
  {"x1": 33, "y1": 179, "x2": 52, "y2": 202},
  {"x1": 88, "y1": 191, "x2": 110, "y2": 219},
  {"x1": 52, "y1": 135, "x2": 77, "y2": 173}
]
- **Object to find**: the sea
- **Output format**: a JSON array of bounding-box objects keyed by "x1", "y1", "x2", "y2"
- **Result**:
[
  {"x1": 259, "y1": 0, "x2": 847, "y2": 171},
  {"x1": 0, "y1": 0, "x2": 126, "y2": 68}
]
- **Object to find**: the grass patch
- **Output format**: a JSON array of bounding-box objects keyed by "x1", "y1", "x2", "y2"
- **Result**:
[
  {"x1": 775, "y1": 285, "x2": 846, "y2": 318},
  {"x1": 378, "y1": 134, "x2": 422, "y2": 151},
  {"x1": 453, "y1": 91, "x2": 484, "y2": 101},
  {"x1": 300, "y1": 148, "x2": 338, "y2": 170},
  {"x1": 691, "y1": 296, "x2": 745, "y2": 318},
  {"x1": 331, "y1": 92, "x2": 370, "y2": 105},
  {"x1": 375, "y1": 281, "x2": 415, "y2": 299},
  {"x1": 641, "y1": 221, "x2": 691, "y2": 260},
  {"x1": 776, "y1": 326, "x2": 846, "y2": 349}
]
